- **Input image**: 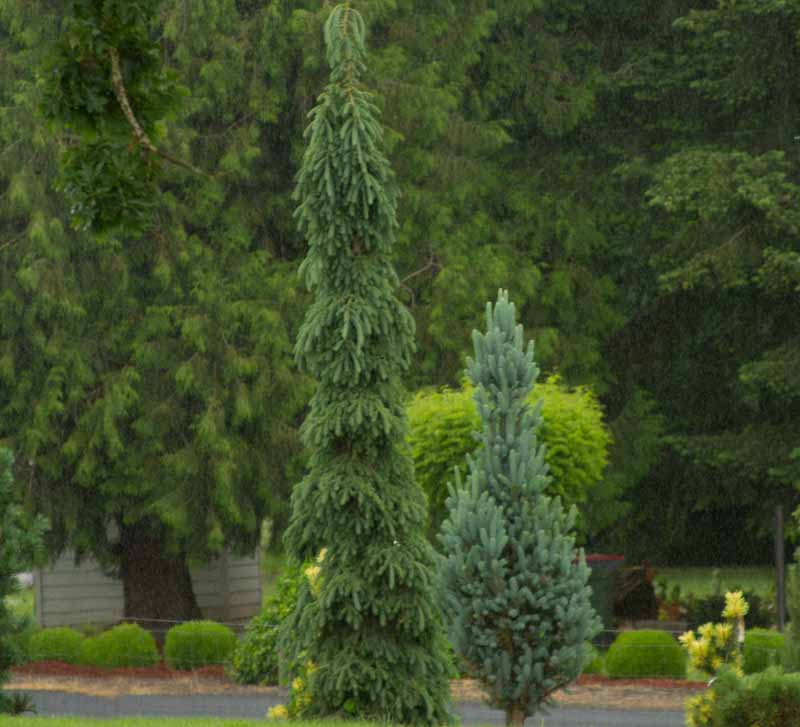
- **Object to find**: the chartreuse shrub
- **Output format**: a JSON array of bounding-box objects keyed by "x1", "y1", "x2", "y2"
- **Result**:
[
  {"x1": 582, "y1": 644, "x2": 605, "y2": 675},
  {"x1": 686, "y1": 667, "x2": 800, "y2": 727},
  {"x1": 408, "y1": 376, "x2": 610, "y2": 538},
  {"x1": 79, "y1": 624, "x2": 158, "y2": 668},
  {"x1": 164, "y1": 621, "x2": 236, "y2": 670},
  {"x1": 440, "y1": 291, "x2": 600, "y2": 727},
  {"x1": 605, "y1": 630, "x2": 685, "y2": 678},
  {"x1": 28, "y1": 627, "x2": 84, "y2": 664},
  {"x1": 743, "y1": 628, "x2": 784, "y2": 674},
  {"x1": 230, "y1": 562, "x2": 305, "y2": 685},
  {"x1": 278, "y1": 4, "x2": 452, "y2": 723}
]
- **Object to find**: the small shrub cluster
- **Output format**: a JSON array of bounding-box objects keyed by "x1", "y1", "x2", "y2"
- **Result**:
[
  {"x1": 605, "y1": 630, "x2": 685, "y2": 678},
  {"x1": 743, "y1": 628, "x2": 784, "y2": 675},
  {"x1": 229, "y1": 562, "x2": 305, "y2": 685},
  {"x1": 686, "y1": 667, "x2": 800, "y2": 727},
  {"x1": 28, "y1": 627, "x2": 84, "y2": 664},
  {"x1": 80, "y1": 624, "x2": 158, "y2": 668},
  {"x1": 5, "y1": 613, "x2": 37, "y2": 667},
  {"x1": 164, "y1": 621, "x2": 236, "y2": 670}
]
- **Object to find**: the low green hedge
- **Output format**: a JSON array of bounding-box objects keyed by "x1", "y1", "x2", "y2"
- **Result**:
[
  {"x1": 164, "y1": 621, "x2": 237, "y2": 670},
  {"x1": 743, "y1": 628, "x2": 784, "y2": 675},
  {"x1": 605, "y1": 630, "x2": 685, "y2": 679},
  {"x1": 27, "y1": 627, "x2": 84, "y2": 664},
  {"x1": 582, "y1": 645, "x2": 605, "y2": 676},
  {"x1": 79, "y1": 623, "x2": 158, "y2": 668},
  {"x1": 707, "y1": 667, "x2": 800, "y2": 726},
  {"x1": 229, "y1": 562, "x2": 305, "y2": 685}
]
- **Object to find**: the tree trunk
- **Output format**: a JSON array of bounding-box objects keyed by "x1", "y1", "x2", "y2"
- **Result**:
[
  {"x1": 119, "y1": 521, "x2": 202, "y2": 637},
  {"x1": 506, "y1": 707, "x2": 526, "y2": 727}
]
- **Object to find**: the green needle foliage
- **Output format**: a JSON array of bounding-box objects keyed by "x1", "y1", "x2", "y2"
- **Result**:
[
  {"x1": 439, "y1": 291, "x2": 600, "y2": 727},
  {"x1": 1, "y1": 1, "x2": 308, "y2": 621},
  {"x1": 281, "y1": 4, "x2": 452, "y2": 724},
  {"x1": 0, "y1": 448, "x2": 46, "y2": 714}
]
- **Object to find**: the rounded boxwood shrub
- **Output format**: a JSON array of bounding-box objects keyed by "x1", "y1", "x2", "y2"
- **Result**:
[
  {"x1": 582, "y1": 644, "x2": 605, "y2": 676},
  {"x1": 164, "y1": 620, "x2": 237, "y2": 670},
  {"x1": 744, "y1": 628, "x2": 785, "y2": 675},
  {"x1": 28, "y1": 627, "x2": 84, "y2": 664},
  {"x1": 229, "y1": 562, "x2": 304, "y2": 685},
  {"x1": 605, "y1": 630, "x2": 685, "y2": 678},
  {"x1": 79, "y1": 623, "x2": 158, "y2": 668}
]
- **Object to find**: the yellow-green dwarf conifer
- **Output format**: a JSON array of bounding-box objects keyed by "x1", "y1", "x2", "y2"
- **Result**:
[
  {"x1": 439, "y1": 291, "x2": 601, "y2": 727},
  {"x1": 280, "y1": 4, "x2": 452, "y2": 724}
]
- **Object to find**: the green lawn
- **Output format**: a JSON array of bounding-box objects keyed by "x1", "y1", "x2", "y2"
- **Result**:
[
  {"x1": 0, "y1": 720, "x2": 378, "y2": 727},
  {"x1": 4, "y1": 587, "x2": 34, "y2": 620},
  {"x1": 655, "y1": 566, "x2": 776, "y2": 599},
  {"x1": 0, "y1": 720, "x2": 266, "y2": 727}
]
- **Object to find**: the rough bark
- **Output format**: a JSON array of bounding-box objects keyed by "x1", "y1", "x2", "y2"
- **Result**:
[{"x1": 118, "y1": 521, "x2": 202, "y2": 636}]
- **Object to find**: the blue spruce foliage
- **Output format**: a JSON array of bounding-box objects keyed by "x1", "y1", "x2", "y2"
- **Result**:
[{"x1": 439, "y1": 290, "x2": 601, "y2": 726}]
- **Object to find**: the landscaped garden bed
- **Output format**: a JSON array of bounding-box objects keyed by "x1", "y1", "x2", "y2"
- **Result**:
[{"x1": 6, "y1": 659, "x2": 708, "y2": 712}]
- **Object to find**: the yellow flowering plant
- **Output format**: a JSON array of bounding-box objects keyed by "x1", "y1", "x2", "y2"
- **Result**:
[
  {"x1": 267, "y1": 704, "x2": 289, "y2": 721},
  {"x1": 679, "y1": 591, "x2": 748, "y2": 678},
  {"x1": 279, "y1": 549, "x2": 327, "y2": 720},
  {"x1": 680, "y1": 591, "x2": 750, "y2": 727},
  {"x1": 684, "y1": 691, "x2": 715, "y2": 727}
]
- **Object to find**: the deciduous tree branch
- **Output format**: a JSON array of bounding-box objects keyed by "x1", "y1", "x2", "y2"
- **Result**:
[{"x1": 108, "y1": 47, "x2": 207, "y2": 177}]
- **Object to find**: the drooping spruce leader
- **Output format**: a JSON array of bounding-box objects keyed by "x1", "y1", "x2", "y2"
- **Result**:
[{"x1": 282, "y1": 4, "x2": 452, "y2": 724}]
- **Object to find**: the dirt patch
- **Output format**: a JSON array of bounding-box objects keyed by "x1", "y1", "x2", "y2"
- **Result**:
[
  {"x1": 8, "y1": 662, "x2": 707, "y2": 711},
  {"x1": 453, "y1": 677, "x2": 706, "y2": 712}
]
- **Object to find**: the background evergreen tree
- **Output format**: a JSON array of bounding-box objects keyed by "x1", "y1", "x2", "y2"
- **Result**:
[
  {"x1": 0, "y1": 1, "x2": 308, "y2": 621},
  {"x1": 440, "y1": 290, "x2": 600, "y2": 727},
  {"x1": 281, "y1": 4, "x2": 452, "y2": 723},
  {"x1": 0, "y1": 448, "x2": 46, "y2": 714}
]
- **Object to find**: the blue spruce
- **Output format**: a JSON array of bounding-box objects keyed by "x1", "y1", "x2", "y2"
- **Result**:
[{"x1": 440, "y1": 290, "x2": 601, "y2": 727}]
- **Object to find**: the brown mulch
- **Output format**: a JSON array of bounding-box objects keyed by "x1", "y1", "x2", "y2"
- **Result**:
[{"x1": 7, "y1": 662, "x2": 708, "y2": 711}]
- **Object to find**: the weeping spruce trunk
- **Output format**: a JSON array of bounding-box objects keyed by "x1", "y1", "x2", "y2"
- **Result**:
[{"x1": 118, "y1": 521, "x2": 201, "y2": 630}]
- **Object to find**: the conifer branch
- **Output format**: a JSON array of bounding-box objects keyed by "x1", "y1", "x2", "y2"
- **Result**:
[{"x1": 108, "y1": 47, "x2": 207, "y2": 177}]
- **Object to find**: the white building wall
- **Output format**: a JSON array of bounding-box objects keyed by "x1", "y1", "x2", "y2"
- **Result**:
[{"x1": 35, "y1": 551, "x2": 262, "y2": 628}]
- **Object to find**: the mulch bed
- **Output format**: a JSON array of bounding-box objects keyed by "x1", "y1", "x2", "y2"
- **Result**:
[
  {"x1": 8, "y1": 661, "x2": 708, "y2": 710},
  {"x1": 12, "y1": 661, "x2": 227, "y2": 682}
]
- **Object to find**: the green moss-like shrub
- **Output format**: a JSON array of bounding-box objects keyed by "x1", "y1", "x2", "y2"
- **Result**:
[
  {"x1": 6, "y1": 614, "x2": 37, "y2": 666},
  {"x1": 79, "y1": 623, "x2": 158, "y2": 668},
  {"x1": 605, "y1": 630, "x2": 685, "y2": 678},
  {"x1": 229, "y1": 562, "x2": 305, "y2": 685},
  {"x1": 702, "y1": 667, "x2": 800, "y2": 726},
  {"x1": 27, "y1": 627, "x2": 84, "y2": 664},
  {"x1": 164, "y1": 621, "x2": 237, "y2": 670},
  {"x1": 78, "y1": 636, "x2": 100, "y2": 666},
  {"x1": 743, "y1": 628, "x2": 785, "y2": 674},
  {"x1": 582, "y1": 645, "x2": 605, "y2": 675}
]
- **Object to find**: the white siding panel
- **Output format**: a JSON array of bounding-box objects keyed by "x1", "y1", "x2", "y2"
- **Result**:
[{"x1": 37, "y1": 550, "x2": 261, "y2": 627}]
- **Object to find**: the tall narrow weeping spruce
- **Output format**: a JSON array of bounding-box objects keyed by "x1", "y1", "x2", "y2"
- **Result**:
[
  {"x1": 281, "y1": 5, "x2": 452, "y2": 724},
  {"x1": 440, "y1": 291, "x2": 601, "y2": 727}
]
